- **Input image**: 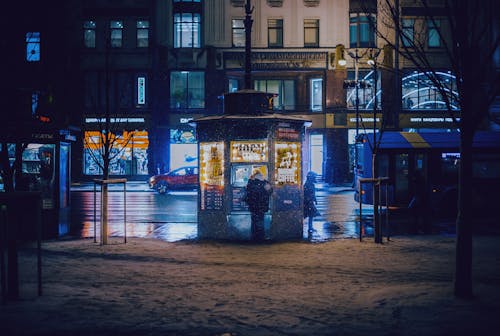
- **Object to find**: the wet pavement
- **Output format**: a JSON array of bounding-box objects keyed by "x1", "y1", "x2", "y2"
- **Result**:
[{"x1": 69, "y1": 181, "x2": 452, "y2": 243}]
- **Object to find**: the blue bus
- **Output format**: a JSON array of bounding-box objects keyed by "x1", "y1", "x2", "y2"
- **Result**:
[{"x1": 354, "y1": 131, "x2": 500, "y2": 219}]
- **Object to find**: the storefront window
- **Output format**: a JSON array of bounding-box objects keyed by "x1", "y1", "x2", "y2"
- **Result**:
[
  {"x1": 254, "y1": 79, "x2": 295, "y2": 110},
  {"x1": 401, "y1": 71, "x2": 459, "y2": 110},
  {"x1": 2, "y1": 143, "x2": 56, "y2": 209},
  {"x1": 346, "y1": 70, "x2": 380, "y2": 110},
  {"x1": 83, "y1": 130, "x2": 149, "y2": 176}
]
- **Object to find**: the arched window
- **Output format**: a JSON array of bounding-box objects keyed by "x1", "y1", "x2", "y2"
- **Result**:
[{"x1": 402, "y1": 71, "x2": 459, "y2": 111}]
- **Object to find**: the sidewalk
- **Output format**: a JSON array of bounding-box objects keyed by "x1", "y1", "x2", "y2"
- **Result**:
[{"x1": 1, "y1": 235, "x2": 499, "y2": 335}]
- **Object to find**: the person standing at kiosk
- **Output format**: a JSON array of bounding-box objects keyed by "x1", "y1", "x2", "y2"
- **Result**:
[
  {"x1": 245, "y1": 170, "x2": 273, "y2": 241},
  {"x1": 304, "y1": 171, "x2": 320, "y2": 233}
]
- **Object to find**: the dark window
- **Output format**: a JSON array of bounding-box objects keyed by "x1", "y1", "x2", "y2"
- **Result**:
[
  {"x1": 170, "y1": 71, "x2": 205, "y2": 109},
  {"x1": 349, "y1": 13, "x2": 375, "y2": 48},
  {"x1": 110, "y1": 20, "x2": 123, "y2": 48},
  {"x1": 137, "y1": 20, "x2": 149, "y2": 47},
  {"x1": 83, "y1": 21, "x2": 96, "y2": 48}
]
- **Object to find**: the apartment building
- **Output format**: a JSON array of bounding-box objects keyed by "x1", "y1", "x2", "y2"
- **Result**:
[{"x1": 71, "y1": 0, "x2": 492, "y2": 183}]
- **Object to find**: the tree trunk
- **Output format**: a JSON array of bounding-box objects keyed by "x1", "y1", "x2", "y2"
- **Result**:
[
  {"x1": 454, "y1": 130, "x2": 474, "y2": 298},
  {"x1": 373, "y1": 153, "x2": 382, "y2": 243}
]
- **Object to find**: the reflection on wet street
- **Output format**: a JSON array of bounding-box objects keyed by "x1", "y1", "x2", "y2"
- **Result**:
[{"x1": 70, "y1": 187, "x2": 379, "y2": 243}]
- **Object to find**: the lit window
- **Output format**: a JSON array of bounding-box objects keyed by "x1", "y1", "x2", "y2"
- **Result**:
[
  {"x1": 26, "y1": 32, "x2": 40, "y2": 62},
  {"x1": 170, "y1": 71, "x2": 205, "y2": 109},
  {"x1": 268, "y1": 19, "x2": 283, "y2": 48},
  {"x1": 137, "y1": 20, "x2": 149, "y2": 47},
  {"x1": 304, "y1": 19, "x2": 319, "y2": 47},
  {"x1": 174, "y1": 13, "x2": 201, "y2": 48},
  {"x1": 346, "y1": 70, "x2": 380, "y2": 110},
  {"x1": 402, "y1": 19, "x2": 414, "y2": 47},
  {"x1": 84, "y1": 21, "x2": 96, "y2": 48},
  {"x1": 110, "y1": 20, "x2": 123, "y2": 48},
  {"x1": 232, "y1": 19, "x2": 245, "y2": 47},
  {"x1": 228, "y1": 79, "x2": 239, "y2": 93},
  {"x1": 173, "y1": 0, "x2": 202, "y2": 48},
  {"x1": 427, "y1": 19, "x2": 441, "y2": 48},
  {"x1": 310, "y1": 79, "x2": 323, "y2": 111},
  {"x1": 254, "y1": 79, "x2": 295, "y2": 110}
]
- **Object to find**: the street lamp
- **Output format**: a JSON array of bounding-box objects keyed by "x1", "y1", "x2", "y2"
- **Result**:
[
  {"x1": 340, "y1": 49, "x2": 368, "y2": 179},
  {"x1": 367, "y1": 48, "x2": 381, "y2": 145}
]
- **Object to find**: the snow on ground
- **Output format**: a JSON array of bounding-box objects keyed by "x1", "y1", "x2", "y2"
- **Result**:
[{"x1": 1, "y1": 234, "x2": 499, "y2": 336}]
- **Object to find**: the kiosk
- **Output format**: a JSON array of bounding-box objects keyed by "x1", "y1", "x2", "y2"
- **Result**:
[{"x1": 193, "y1": 90, "x2": 311, "y2": 241}]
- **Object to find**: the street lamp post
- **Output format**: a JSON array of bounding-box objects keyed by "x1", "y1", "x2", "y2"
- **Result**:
[
  {"x1": 342, "y1": 49, "x2": 368, "y2": 181},
  {"x1": 367, "y1": 48, "x2": 382, "y2": 243},
  {"x1": 244, "y1": 0, "x2": 253, "y2": 90}
]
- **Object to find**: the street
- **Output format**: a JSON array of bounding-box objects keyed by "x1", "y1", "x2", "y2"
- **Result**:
[{"x1": 70, "y1": 182, "x2": 369, "y2": 243}]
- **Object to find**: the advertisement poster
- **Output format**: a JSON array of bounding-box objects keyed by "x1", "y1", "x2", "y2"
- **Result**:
[
  {"x1": 200, "y1": 142, "x2": 224, "y2": 210},
  {"x1": 275, "y1": 142, "x2": 301, "y2": 185},
  {"x1": 170, "y1": 129, "x2": 198, "y2": 171}
]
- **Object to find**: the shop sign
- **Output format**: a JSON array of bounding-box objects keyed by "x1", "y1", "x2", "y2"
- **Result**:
[
  {"x1": 399, "y1": 113, "x2": 460, "y2": 128},
  {"x1": 346, "y1": 113, "x2": 382, "y2": 128},
  {"x1": 275, "y1": 127, "x2": 299, "y2": 140},
  {"x1": 230, "y1": 141, "x2": 268, "y2": 162},
  {"x1": 224, "y1": 51, "x2": 327, "y2": 70}
]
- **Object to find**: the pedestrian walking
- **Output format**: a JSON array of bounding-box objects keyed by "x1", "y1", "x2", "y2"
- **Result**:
[
  {"x1": 245, "y1": 169, "x2": 273, "y2": 241},
  {"x1": 304, "y1": 171, "x2": 320, "y2": 233}
]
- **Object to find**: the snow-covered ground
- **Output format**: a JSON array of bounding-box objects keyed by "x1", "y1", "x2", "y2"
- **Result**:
[{"x1": 1, "y1": 234, "x2": 499, "y2": 335}]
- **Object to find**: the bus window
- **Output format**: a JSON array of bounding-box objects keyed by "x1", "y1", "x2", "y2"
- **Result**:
[
  {"x1": 441, "y1": 152, "x2": 460, "y2": 182},
  {"x1": 395, "y1": 153, "x2": 409, "y2": 204},
  {"x1": 377, "y1": 154, "x2": 389, "y2": 178}
]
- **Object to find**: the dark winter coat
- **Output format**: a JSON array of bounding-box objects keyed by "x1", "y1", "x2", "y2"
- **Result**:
[
  {"x1": 245, "y1": 178, "x2": 273, "y2": 214},
  {"x1": 304, "y1": 178, "x2": 320, "y2": 218}
]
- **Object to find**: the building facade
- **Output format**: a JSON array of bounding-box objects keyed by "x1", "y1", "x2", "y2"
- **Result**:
[{"x1": 70, "y1": 0, "x2": 495, "y2": 183}]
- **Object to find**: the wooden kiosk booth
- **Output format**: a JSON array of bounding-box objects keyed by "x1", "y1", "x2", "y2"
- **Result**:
[{"x1": 193, "y1": 90, "x2": 311, "y2": 241}]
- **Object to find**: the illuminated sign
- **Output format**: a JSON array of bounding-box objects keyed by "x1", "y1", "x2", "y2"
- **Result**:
[
  {"x1": 199, "y1": 142, "x2": 224, "y2": 210},
  {"x1": 85, "y1": 118, "x2": 145, "y2": 123},
  {"x1": 230, "y1": 141, "x2": 268, "y2": 162},
  {"x1": 200, "y1": 142, "x2": 224, "y2": 187},
  {"x1": 137, "y1": 77, "x2": 146, "y2": 105},
  {"x1": 275, "y1": 142, "x2": 301, "y2": 185},
  {"x1": 275, "y1": 127, "x2": 299, "y2": 140}
]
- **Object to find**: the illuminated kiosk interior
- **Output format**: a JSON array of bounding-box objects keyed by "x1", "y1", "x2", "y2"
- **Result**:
[{"x1": 193, "y1": 90, "x2": 311, "y2": 241}]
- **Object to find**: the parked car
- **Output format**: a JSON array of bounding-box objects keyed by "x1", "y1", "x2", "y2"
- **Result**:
[{"x1": 148, "y1": 166, "x2": 199, "y2": 194}]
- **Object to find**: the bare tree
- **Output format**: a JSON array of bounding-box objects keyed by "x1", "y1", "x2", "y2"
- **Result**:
[
  {"x1": 83, "y1": 40, "x2": 135, "y2": 244},
  {"x1": 374, "y1": 0, "x2": 499, "y2": 298}
]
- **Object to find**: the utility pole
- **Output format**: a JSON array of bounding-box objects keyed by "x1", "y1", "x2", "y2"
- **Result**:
[{"x1": 244, "y1": 0, "x2": 253, "y2": 89}]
